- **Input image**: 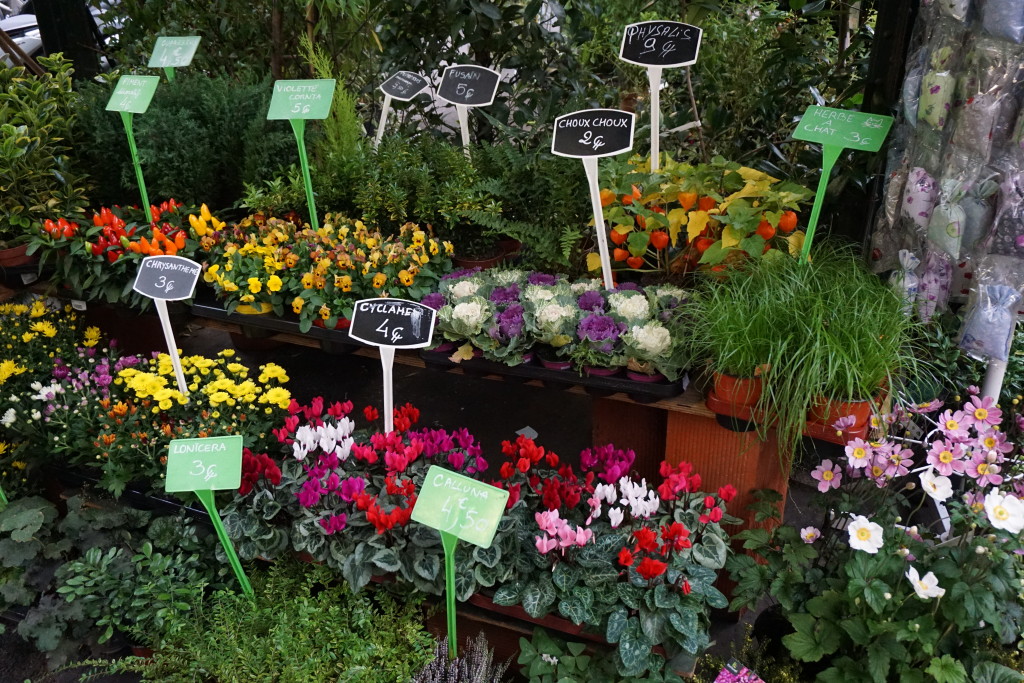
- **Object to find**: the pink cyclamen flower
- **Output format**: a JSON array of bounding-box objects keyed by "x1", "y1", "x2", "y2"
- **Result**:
[
  {"x1": 936, "y1": 409, "x2": 969, "y2": 441},
  {"x1": 800, "y1": 526, "x2": 821, "y2": 543},
  {"x1": 844, "y1": 438, "x2": 873, "y2": 469},
  {"x1": 926, "y1": 439, "x2": 965, "y2": 476},
  {"x1": 965, "y1": 451, "x2": 1004, "y2": 486},
  {"x1": 811, "y1": 459, "x2": 843, "y2": 493},
  {"x1": 962, "y1": 395, "x2": 1001, "y2": 428},
  {"x1": 535, "y1": 536, "x2": 558, "y2": 554}
]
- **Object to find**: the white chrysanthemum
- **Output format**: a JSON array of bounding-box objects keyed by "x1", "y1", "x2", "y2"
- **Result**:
[
  {"x1": 608, "y1": 292, "x2": 651, "y2": 321},
  {"x1": 536, "y1": 303, "x2": 576, "y2": 327},
  {"x1": 452, "y1": 301, "x2": 489, "y2": 327},
  {"x1": 628, "y1": 323, "x2": 671, "y2": 356},
  {"x1": 451, "y1": 280, "x2": 480, "y2": 299},
  {"x1": 1, "y1": 408, "x2": 15, "y2": 426}
]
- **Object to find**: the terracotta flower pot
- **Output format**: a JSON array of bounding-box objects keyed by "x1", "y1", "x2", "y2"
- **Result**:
[
  {"x1": 711, "y1": 372, "x2": 762, "y2": 407},
  {"x1": 808, "y1": 396, "x2": 873, "y2": 428},
  {"x1": 0, "y1": 243, "x2": 33, "y2": 267}
]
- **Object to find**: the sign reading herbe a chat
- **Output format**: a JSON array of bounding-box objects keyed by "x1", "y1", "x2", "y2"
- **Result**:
[
  {"x1": 105, "y1": 74, "x2": 160, "y2": 114},
  {"x1": 552, "y1": 109, "x2": 635, "y2": 159},
  {"x1": 165, "y1": 435, "x2": 243, "y2": 492},
  {"x1": 148, "y1": 36, "x2": 201, "y2": 68},
  {"x1": 267, "y1": 79, "x2": 336, "y2": 120},
  {"x1": 132, "y1": 255, "x2": 201, "y2": 301},
  {"x1": 412, "y1": 466, "x2": 509, "y2": 548},
  {"x1": 793, "y1": 106, "x2": 894, "y2": 152}
]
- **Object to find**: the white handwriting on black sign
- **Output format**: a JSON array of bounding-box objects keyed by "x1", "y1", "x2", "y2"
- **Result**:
[
  {"x1": 625, "y1": 23, "x2": 692, "y2": 45},
  {"x1": 578, "y1": 130, "x2": 605, "y2": 151}
]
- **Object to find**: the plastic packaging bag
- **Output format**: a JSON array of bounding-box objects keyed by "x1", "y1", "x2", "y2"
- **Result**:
[
  {"x1": 890, "y1": 249, "x2": 922, "y2": 316},
  {"x1": 902, "y1": 167, "x2": 941, "y2": 231},
  {"x1": 959, "y1": 283, "x2": 1021, "y2": 360},
  {"x1": 938, "y1": 0, "x2": 971, "y2": 22},
  {"x1": 978, "y1": 171, "x2": 1024, "y2": 257},
  {"x1": 917, "y1": 247, "x2": 954, "y2": 321},
  {"x1": 927, "y1": 179, "x2": 967, "y2": 257},
  {"x1": 951, "y1": 37, "x2": 1021, "y2": 159},
  {"x1": 981, "y1": 0, "x2": 1024, "y2": 43}
]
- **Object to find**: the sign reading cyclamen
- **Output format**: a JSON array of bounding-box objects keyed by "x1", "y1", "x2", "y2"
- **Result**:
[{"x1": 552, "y1": 109, "x2": 636, "y2": 290}]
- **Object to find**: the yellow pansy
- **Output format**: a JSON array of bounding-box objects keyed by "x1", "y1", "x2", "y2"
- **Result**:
[
  {"x1": 372, "y1": 273, "x2": 387, "y2": 289},
  {"x1": 398, "y1": 270, "x2": 414, "y2": 286},
  {"x1": 319, "y1": 304, "x2": 331, "y2": 320},
  {"x1": 291, "y1": 296, "x2": 304, "y2": 314},
  {"x1": 267, "y1": 275, "x2": 283, "y2": 292}
]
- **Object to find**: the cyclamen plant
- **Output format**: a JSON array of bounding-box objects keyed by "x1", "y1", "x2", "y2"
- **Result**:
[
  {"x1": 490, "y1": 436, "x2": 734, "y2": 679},
  {"x1": 728, "y1": 388, "x2": 1024, "y2": 682}
]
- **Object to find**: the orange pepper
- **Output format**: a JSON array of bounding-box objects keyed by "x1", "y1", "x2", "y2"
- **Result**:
[
  {"x1": 174, "y1": 231, "x2": 185, "y2": 249},
  {"x1": 164, "y1": 242, "x2": 178, "y2": 256},
  {"x1": 152, "y1": 227, "x2": 165, "y2": 243}
]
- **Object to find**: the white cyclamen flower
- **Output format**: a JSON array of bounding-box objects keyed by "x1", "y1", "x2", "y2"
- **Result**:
[
  {"x1": 1, "y1": 408, "x2": 14, "y2": 426},
  {"x1": 594, "y1": 483, "x2": 617, "y2": 505},
  {"x1": 451, "y1": 280, "x2": 480, "y2": 299},
  {"x1": 984, "y1": 490, "x2": 1024, "y2": 534},
  {"x1": 628, "y1": 323, "x2": 672, "y2": 357},
  {"x1": 906, "y1": 566, "x2": 946, "y2": 599},
  {"x1": 608, "y1": 292, "x2": 651, "y2": 322},
  {"x1": 847, "y1": 515, "x2": 884, "y2": 554},
  {"x1": 919, "y1": 468, "x2": 953, "y2": 502},
  {"x1": 607, "y1": 507, "x2": 624, "y2": 528}
]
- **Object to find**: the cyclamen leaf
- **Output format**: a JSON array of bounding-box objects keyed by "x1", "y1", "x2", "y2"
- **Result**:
[
  {"x1": 618, "y1": 619, "x2": 653, "y2": 677},
  {"x1": 606, "y1": 606, "x2": 628, "y2": 643},
  {"x1": 372, "y1": 548, "x2": 401, "y2": 573},
  {"x1": 413, "y1": 552, "x2": 440, "y2": 581},
  {"x1": 493, "y1": 582, "x2": 523, "y2": 606}
]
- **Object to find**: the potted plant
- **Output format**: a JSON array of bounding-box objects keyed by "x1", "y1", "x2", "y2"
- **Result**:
[{"x1": 0, "y1": 56, "x2": 89, "y2": 266}]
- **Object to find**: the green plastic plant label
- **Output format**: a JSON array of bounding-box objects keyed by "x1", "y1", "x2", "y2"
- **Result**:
[
  {"x1": 147, "y1": 36, "x2": 201, "y2": 68},
  {"x1": 793, "y1": 106, "x2": 894, "y2": 152},
  {"x1": 412, "y1": 466, "x2": 508, "y2": 548},
  {"x1": 105, "y1": 75, "x2": 160, "y2": 114},
  {"x1": 165, "y1": 435, "x2": 243, "y2": 492},
  {"x1": 266, "y1": 79, "x2": 337, "y2": 120}
]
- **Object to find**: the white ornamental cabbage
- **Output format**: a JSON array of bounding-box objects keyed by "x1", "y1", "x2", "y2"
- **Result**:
[
  {"x1": 608, "y1": 292, "x2": 651, "y2": 322},
  {"x1": 451, "y1": 280, "x2": 480, "y2": 299},
  {"x1": 626, "y1": 322, "x2": 672, "y2": 357}
]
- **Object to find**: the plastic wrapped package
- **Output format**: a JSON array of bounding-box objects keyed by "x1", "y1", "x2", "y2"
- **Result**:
[
  {"x1": 870, "y1": 151, "x2": 912, "y2": 273},
  {"x1": 960, "y1": 172, "x2": 1001, "y2": 253},
  {"x1": 950, "y1": 37, "x2": 1022, "y2": 159},
  {"x1": 920, "y1": 67, "x2": 957, "y2": 131},
  {"x1": 938, "y1": 0, "x2": 971, "y2": 22},
  {"x1": 959, "y1": 284, "x2": 1021, "y2": 360},
  {"x1": 901, "y1": 166, "x2": 941, "y2": 231},
  {"x1": 978, "y1": 171, "x2": 1024, "y2": 256},
  {"x1": 926, "y1": 179, "x2": 967, "y2": 257},
  {"x1": 890, "y1": 249, "x2": 922, "y2": 315},
  {"x1": 902, "y1": 47, "x2": 929, "y2": 126},
  {"x1": 981, "y1": 0, "x2": 1024, "y2": 43},
  {"x1": 917, "y1": 247, "x2": 954, "y2": 321}
]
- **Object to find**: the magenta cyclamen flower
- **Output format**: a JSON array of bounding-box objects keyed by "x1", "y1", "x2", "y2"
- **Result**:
[
  {"x1": 339, "y1": 476, "x2": 366, "y2": 502},
  {"x1": 962, "y1": 395, "x2": 1001, "y2": 428},
  {"x1": 319, "y1": 513, "x2": 347, "y2": 535},
  {"x1": 966, "y1": 451, "x2": 1004, "y2": 486},
  {"x1": 810, "y1": 459, "x2": 842, "y2": 493},
  {"x1": 926, "y1": 439, "x2": 965, "y2": 476}
]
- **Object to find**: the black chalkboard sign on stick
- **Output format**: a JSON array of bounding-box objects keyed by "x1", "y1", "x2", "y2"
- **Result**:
[
  {"x1": 618, "y1": 20, "x2": 702, "y2": 171},
  {"x1": 375, "y1": 71, "x2": 430, "y2": 150},
  {"x1": 349, "y1": 298, "x2": 437, "y2": 433},
  {"x1": 552, "y1": 109, "x2": 635, "y2": 290},
  {"x1": 132, "y1": 255, "x2": 202, "y2": 395},
  {"x1": 436, "y1": 64, "x2": 502, "y2": 152}
]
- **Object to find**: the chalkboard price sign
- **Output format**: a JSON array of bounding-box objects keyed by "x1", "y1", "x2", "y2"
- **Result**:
[
  {"x1": 551, "y1": 109, "x2": 635, "y2": 159},
  {"x1": 619, "y1": 20, "x2": 702, "y2": 68},
  {"x1": 792, "y1": 106, "x2": 894, "y2": 152},
  {"x1": 412, "y1": 466, "x2": 509, "y2": 548},
  {"x1": 132, "y1": 255, "x2": 202, "y2": 301},
  {"x1": 148, "y1": 36, "x2": 201, "y2": 68},
  {"x1": 267, "y1": 79, "x2": 337, "y2": 120},
  {"x1": 349, "y1": 298, "x2": 436, "y2": 349},
  {"x1": 437, "y1": 65, "x2": 501, "y2": 107},
  {"x1": 380, "y1": 71, "x2": 430, "y2": 101},
  {"x1": 165, "y1": 435, "x2": 243, "y2": 493},
  {"x1": 105, "y1": 75, "x2": 160, "y2": 114}
]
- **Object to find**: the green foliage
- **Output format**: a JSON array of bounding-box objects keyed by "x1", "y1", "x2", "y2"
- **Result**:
[
  {"x1": 0, "y1": 55, "x2": 89, "y2": 247},
  {"x1": 517, "y1": 627, "x2": 686, "y2": 683},
  {"x1": 75, "y1": 73, "x2": 296, "y2": 208},
  {"x1": 412, "y1": 633, "x2": 511, "y2": 683},
  {"x1": 90, "y1": 559, "x2": 435, "y2": 682}
]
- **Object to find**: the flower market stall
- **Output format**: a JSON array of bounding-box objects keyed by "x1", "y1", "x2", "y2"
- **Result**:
[{"x1": 1, "y1": 0, "x2": 1023, "y2": 681}]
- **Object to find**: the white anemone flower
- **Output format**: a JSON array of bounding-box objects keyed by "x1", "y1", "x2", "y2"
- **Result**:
[
  {"x1": 919, "y1": 468, "x2": 953, "y2": 502},
  {"x1": 905, "y1": 566, "x2": 946, "y2": 599},
  {"x1": 847, "y1": 515, "x2": 884, "y2": 554},
  {"x1": 984, "y1": 490, "x2": 1024, "y2": 534}
]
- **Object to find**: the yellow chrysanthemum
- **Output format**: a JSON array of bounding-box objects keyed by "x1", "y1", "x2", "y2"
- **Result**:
[
  {"x1": 259, "y1": 386, "x2": 292, "y2": 410},
  {"x1": 82, "y1": 326, "x2": 102, "y2": 347}
]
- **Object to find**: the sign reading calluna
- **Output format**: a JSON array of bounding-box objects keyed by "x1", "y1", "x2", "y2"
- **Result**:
[
  {"x1": 619, "y1": 20, "x2": 702, "y2": 68},
  {"x1": 436, "y1": 65, "x2": 501, "y2": 107},
  {"x1": 148, "y1": 36, "x2": 201, "y2": 69},
  {"x1": 105, "y1": 74, "x2": 160, "y2": 114},
  {"x1": 267, "y1": 79, "x2": 337, "y2": 120},
  {"x1": 165, "y1": 435, "x2": 243, "y2": 493},
  {"x1": 793, "y1": 105, "x2": 894, "y2": 152},
  {"x1": 379, "y1": 71, "x2": 430, "y2": 101},
  {"x1": 552, "y1": 109, "x2": 635, "y2": 158},
  {"x1": 412, "y1": 466, "x2": 509, "y2": 549},
  {"x1": 348, "y1": 298, "x2": 436, "y2": 349},
  {"x1": 132, "y1": 255, "x2": 201, "y2": 301}
]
